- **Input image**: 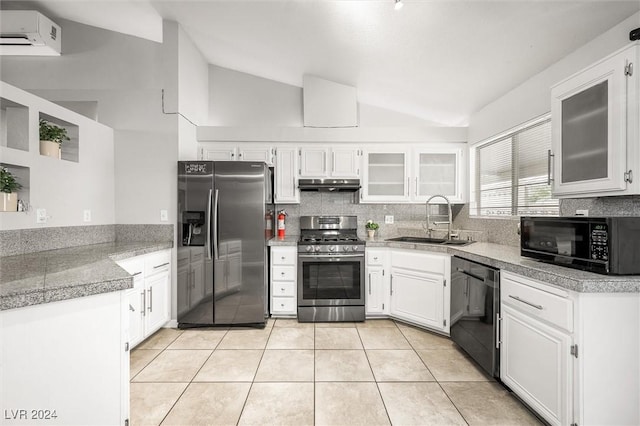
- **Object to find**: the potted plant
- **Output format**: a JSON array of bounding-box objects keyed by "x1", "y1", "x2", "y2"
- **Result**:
[
  {"x1": 39, "y1": 119, "x2": 70, "y2": 159},
  {"x1": 365, "y1": 220, "x2": 379, "y2": 239},
  {"x1": 0, "y1": 166, "x2": 21, "y2": 212}
]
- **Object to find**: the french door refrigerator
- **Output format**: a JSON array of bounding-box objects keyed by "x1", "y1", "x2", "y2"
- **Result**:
[{"x1": 177, "y1": 161, "x2": 272, "y2": 327}]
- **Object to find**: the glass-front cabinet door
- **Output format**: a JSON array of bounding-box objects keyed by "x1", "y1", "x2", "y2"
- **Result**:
[
  {"x1": 362, "y1": 149, "x2": 409, "y2": 202},
  {"x1": 551, "y1": 44, "x2": 636, "y2": 197},
  {"x1": 413, "y1": 147, "x2": 465, "y2": 203}
]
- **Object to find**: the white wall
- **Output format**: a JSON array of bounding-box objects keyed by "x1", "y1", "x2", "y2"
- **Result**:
[
  {"x1": 468, "y1": 11, "x2": 640, "y2": 145},
  {"x1": 0, "y1": 18, "x2": 180, "y2": 226},
  {"x1": 207, "y1": 64, "x2": 446, "y2": 132},
  {"x1": 0, "y1": 82, "x2": 115, "y2": 230}
]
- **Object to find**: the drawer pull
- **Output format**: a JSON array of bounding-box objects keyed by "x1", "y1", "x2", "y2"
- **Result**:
[
  {"x1": 281, "y1": 287, "x2": 285, "y2": 292},
  {"x1": 373, "y1": 257, "x2": 378, "y2": 261},
  {"x1": 154, "y1": 262, "x2": 170, "y2": 269},
  {"x1": 281, "y1": 256, "x2": 286, "y2": 260},
  {"x1": 509, "y1": 294, "x2": 543, "y2": 310},
  {"x1": 281, "y1": 272, "x2": 286, "y2": 276},
  {"x1": 132, "y1": 271, "x2": 142, "y2": 277},
  {"x1": 280, "y1": 303, "x2": 285, "y2": 307}
]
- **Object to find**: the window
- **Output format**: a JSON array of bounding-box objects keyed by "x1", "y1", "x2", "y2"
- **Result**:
[{"x1": 470, "y1": 116, "x2": 558, "y2": 217}]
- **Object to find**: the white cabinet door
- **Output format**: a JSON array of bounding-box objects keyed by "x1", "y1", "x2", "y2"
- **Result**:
[
  {"x1": 331, "y1": 147, "x2": 361, "y2": 177},
  {"x1": 362, "y1": 149, "x2": 410, "y2": 202},
  {"x1": 500, "y1": 304, "x2": 572, "y2": 426},
  {"x1": 275, "y1": 147, "x2": 300, "y2": 203},
  {"x1": 551, "y1": 45, "x2": 635, "y2": 197},
  {"x1": 238, "y1": 146, "x2": 274, "y2": 165},
  {"x1": 144, "y1": 270, "x2": 170, "y2": 333},
  {"x1": 366, "y1": 266, "x2": 387, "y2": 315},
  {"x1": 299, "y1": 147, "x2": 328, "y2": 177},
  {"x1": 202, "y1": 145, "x2": 237, "y2": 161},
  {"x1": 126, "y1": 286, "x2": 144, "y2": 348},
  {"x1": 390, "y1": 270, "x2": 445, "y2": 331},
  {"x1": 413, "y1": 147, "x2": 465, "y2": 203}
]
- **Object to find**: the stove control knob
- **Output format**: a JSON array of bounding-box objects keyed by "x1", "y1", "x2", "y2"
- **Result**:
[
  {"x1": 343, "y1": 246, "x2": 350, "y2": 252},
  {"x1": 329, "y1": 246, "x2": 336, "y2": 252},
  {"x1": 306, "y1": 246, "x2": 313, "y2": 252},
  {"x1": 314, "y1": 246, "x2": 321, "y2": 252},
  {"x1": 353, "y1": 246, "x2": 359, "y2": 251}
]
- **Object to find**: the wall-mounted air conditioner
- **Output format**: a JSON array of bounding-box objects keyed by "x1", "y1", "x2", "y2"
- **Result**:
[{"x1": 0, "y1": 11, "x2": 62, "y2": 56}]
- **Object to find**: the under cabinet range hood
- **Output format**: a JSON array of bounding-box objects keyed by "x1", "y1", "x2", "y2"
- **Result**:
[
  {"x1": 298, "y1": 178, "x2": 361, "y2": 192},
  {"x1": 0, "y1": 11, "x2": 62, "y2": 56}
]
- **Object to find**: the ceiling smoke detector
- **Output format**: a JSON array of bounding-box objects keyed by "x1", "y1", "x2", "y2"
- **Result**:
[{"x1": 394, "y1": 0, "x2": 404, "y2": 10}]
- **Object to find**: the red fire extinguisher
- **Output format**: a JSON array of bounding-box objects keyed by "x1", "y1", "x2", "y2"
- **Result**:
[
  {"x1": 265, "y1": 210, "x2": 274, "y2": 239},
  {"x1": 277, "y1": 210, "x2": 287, "y2": 239}
]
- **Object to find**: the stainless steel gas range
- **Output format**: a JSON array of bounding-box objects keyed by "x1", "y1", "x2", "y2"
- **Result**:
[{"x1": 297, "y1": 216, "x2": 365, "y2": 322}]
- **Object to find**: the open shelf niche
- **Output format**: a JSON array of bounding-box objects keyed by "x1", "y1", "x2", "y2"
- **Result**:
[
  {"x1": 1, "y1": 163, "x2": 30, "y2": 212},
  {"x1": 0, "y1": 98, "x2": 29, "y2": 152},
  {"x1": 39, "y1": 112, "x2": 79, "y2": 162}
]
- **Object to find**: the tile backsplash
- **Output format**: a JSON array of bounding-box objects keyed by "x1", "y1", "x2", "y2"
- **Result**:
[{"x1": 277, "y1": 192, "x2": 474, "y2": 240}]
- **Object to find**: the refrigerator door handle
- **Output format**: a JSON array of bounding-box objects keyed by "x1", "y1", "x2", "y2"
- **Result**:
[
  {"x1": 206, "y1": 189, "x2": 213, "y2": 260},
  {"x1": 213, "y1": 189, "x2": 220, "y2": 260}
]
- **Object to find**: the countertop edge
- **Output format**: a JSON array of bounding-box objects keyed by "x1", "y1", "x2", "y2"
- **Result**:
[{"x1": 1, "y1": 241, "x2": 173, "y2": 311}]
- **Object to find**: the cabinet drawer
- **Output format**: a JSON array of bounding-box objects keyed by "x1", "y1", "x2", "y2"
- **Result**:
[
  {"x1": 272, "y1": 249, "x2": 296, "y2": 266},
  {"x1": 116, "y1": 257, "x2": 144, "y2": 277},
  {"x1": 502, "y1": 273, "x2": 573, "y2": 332},
  {"x1": 145, "y1": 250, "x2": 171, "y2": 275},
  {"x1": 272, "y1": 281, "x2": 295, "y2": 297},
  {"x1": 272, "y1": 266, "x2": 296, "y2": 281},
  {"x1": 272, "y1": 297, "x2": 296, "y2": 313},
  {"x1": 391, "y1": 250, "x2": 447, "y2": 275},
  {"x1": 367, "y1": 250, "x2": 385, "y2": 266}
]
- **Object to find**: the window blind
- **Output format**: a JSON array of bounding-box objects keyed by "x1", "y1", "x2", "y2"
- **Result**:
[{"x1": 471, "y1": 117, "x2": 558, "y2": 217}]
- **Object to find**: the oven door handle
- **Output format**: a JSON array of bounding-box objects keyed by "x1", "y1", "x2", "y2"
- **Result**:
[{"x1": 298, "y1": 254, "x2": 364, "y2": 260}]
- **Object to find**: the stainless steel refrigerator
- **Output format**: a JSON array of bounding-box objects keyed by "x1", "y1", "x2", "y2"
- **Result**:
[{"x1": 177, "y1": 161, "x2": 272, "y2": 327}]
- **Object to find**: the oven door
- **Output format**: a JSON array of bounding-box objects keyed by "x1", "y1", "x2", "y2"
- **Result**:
[{"x1": 297, "y1": 254, "x2": 365, "y2": 307}]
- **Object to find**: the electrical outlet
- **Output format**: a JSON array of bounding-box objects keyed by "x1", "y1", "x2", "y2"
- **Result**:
[
  {"x1": 160, "y1": 210, "x2": 168, "y2": 221},
  {"x1": 576, "y1": 209, "x2": 589, "y2": 216},
  {"x1": 36, "y1": 208, "x2": 47, "y2": 224},
  {"x1": 83, "y1": 209, "x2": 91, "y2": 222},
  {"x1": 385, "y1": 215, "x2": 394, "y2": 224}
]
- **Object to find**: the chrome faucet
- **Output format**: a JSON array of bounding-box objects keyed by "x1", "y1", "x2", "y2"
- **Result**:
[{"x1": 425, "y1": 194, "x2": 452, "y2": 240}]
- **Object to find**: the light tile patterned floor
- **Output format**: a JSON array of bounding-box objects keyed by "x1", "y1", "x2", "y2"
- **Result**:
[{"x1": 130, "y1": 319, "x2": 542, "y2": 426}]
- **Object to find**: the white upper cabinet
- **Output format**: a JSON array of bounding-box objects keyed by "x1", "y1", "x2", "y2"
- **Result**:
[
  {"x1": 200, "y1": 142, "x2": 274, "y2": 166},
  {"x1": 412, "y1": 146, "x2": 465, "y2": 203},
  {"x1": 298, "y1": 146, "x2": 361, "y2": 178},
  {"x1": 551, "y1": 43, "x2": 638, "y2": 198},
  {"x1": 362, "y1": 148, "x2": 410, "y2": 202},
  {"x1": 275, "y1": 146, "x2": 300, "y2": 203},
  {"x1": 361, "y1": 145, "x2": 466, "y2": 203}
]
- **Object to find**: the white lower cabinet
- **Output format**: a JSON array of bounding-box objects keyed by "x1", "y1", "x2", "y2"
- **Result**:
[
  {"x1": 117, "y1": 249, "x2": 171, "y2": 349},
  {"x1": 366, "y1": 249, "x2": 389, "y2": 316},
  {"x1": 500, "y1": 270, "x2": 640, "y2": 426},
  {"x1": 368, "y1": 248, "x2": 450, "y2": 334},
  {"x1": 1, "y1": 291, "x2": 129, "y2": 425},
  {"x1": 270, "y1": 246, "x2": 297, "y2": 316},
  {"x1": 500, "y1": 304, "x2": 572, "y2": 426},
  {"x1": 500, "y1": 271, "x2": 573, "y2": 426}
]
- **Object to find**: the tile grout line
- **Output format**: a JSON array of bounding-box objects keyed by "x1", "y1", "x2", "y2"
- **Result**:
[
  {"x1": 358, "y1": 323, "x2": 394, "y2": 425},
  {"x1": 156, "y1": 327, "x2": 229, "y2": 426},
  {"x1": 235, "y1": 320, "x2": 276, "y2": 425}
]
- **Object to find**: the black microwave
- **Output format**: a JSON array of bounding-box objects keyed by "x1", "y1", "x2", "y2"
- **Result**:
[{"x1": 521, "y1": 216, "x2": 640, "y2": 275}]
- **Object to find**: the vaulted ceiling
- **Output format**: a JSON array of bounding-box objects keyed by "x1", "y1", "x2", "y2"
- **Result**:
[{"x1": 10, "y1": 0, "x2": 640, "y2": 125}]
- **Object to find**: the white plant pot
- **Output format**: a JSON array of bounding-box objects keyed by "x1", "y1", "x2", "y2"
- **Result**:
[
  {"x1": 367, "y1": 229, "x2": 376, "y2": 239},
  {"x1": 40, "y1": 140, "x2": 61, "y2": 159},
  {"x1": 1, "y1": 192, "x2": 18, "y2": 212}
]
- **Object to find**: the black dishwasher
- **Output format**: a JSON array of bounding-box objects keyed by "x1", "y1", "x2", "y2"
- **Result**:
[{"x1": 450, "y1": 256, "x2": 500, "y2": 379}]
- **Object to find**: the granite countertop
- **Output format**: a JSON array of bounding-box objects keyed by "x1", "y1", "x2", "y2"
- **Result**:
[
  {"x1": 267, "y1": 236, "x2": 299, "y2": 246},
  {"x1": 367, "y1": 237, "x2": 640, "y2": 293},
  {"x1": 0, "y1": 241, "x2": 173, "y2": 311}
]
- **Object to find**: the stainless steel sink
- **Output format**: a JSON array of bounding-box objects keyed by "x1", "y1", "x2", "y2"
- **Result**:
[{"x1": 385, "y1": 236, "x2": 473, "y2": 246}]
